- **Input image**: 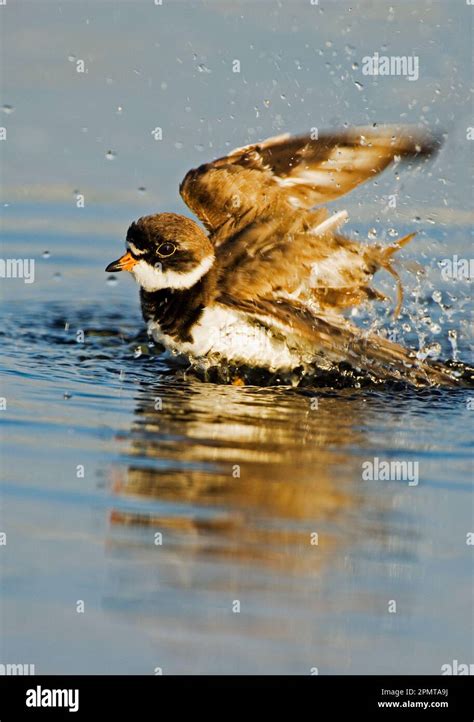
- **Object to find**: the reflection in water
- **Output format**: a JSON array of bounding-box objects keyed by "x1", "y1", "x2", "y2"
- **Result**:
[
  {"x1": 108, "y1": 381, "x2": 376, "y2": 577},
  {"x1": 101, "y1": 381, "x2": 434, "y2": 674}
]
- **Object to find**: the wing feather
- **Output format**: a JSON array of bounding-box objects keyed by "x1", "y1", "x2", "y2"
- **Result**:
[
  {"x1": 217, "y1": 295, "x2": 460, "y2": 387},
  {"x1": 180, "y1": 125, "x2": 442, "y2": 240},
  {"x1": 181, "y1": 125, "x2": 442, "y2": 317}
]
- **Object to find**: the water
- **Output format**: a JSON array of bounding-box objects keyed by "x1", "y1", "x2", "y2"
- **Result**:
[{"x1": 1, "y1": 0, "x2": 473, "y2": 675}]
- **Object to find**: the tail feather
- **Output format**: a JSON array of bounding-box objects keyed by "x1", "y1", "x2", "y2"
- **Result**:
[
  {"x1": 376, "y1": 232, "x2": 417, "y2": 318},
  {"x1": 238, "y1": 297, "x2": 465, "y2": 387},
  {"x1": 313, "y1": 313, "x2": 462, "y2": 387},
  {"x1": 346, "y1": 325, "x2": 462, "y2": 387}
]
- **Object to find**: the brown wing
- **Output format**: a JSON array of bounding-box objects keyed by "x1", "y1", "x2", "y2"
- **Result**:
[
  {"x1": 216, "y1": 204, "x2": 416, "y2": 315},
  {"x1": 179, "y1": 125, "x2": 442, "y2": 242},
  {"x1": 215, "y1": 205, "x2": 376, "y2": 302}
]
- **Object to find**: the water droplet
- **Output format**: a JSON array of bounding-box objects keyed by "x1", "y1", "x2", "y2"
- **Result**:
[
  {"x1": 105, "y1": 150, "x2": 116, "y2": 160},
  {"x1": 197, "y1": 63, "x2": 211, "y2": 73},
  {"x1": 263, "y1": 99, "x2": 271, "y2": 108},
  {"x1": 388, "y1": 228, "x2": 399, "y2": 238},
  {"x1": 134, "y1": 346, "x2": 143, "y2": 359},
  {"x1": 42, "y1": 250, "x2": 50, "y2": 259},
  {"x1": 116, "y1": 106, "x2": 123, "y2": 115},
  {"x1": 138, "y1": 186, "x2": 146, "y2": 193},
  {"x1": 53, "y1": 272, "x2": 62, "y2": 281},
  {"x1": 448, "y1": 330, "x2": 458, "y2": 360},
  {"x1": 351, "y1": 62, "x2": 359, "y2": 70},
  {"x1": 402, "y1": 323, "x2": 411, "y2": 333},
  {"x1": 368, "y1": 228, "x2": 377, "y2": 240},
  {"x1": 174, "y1": 141, "x2": 183, "y2": 150},
  {"x1": 432, "y1": 290, "x2": 442, "y2": 304},
  {"x1": 67, "y1": 54, "x2": 76, "y2": 62},
  {"x1": 424, "y1": 342, "x2": 442, "y2": 359},
  {"x1": 63, "y1": 391, "x2": 72, "y2": 399},
  {"x1": 2, "y1": 104, "x2": 14, "y2": 114},
  {"x1": 412, "y1": 216, "x2": 421, "y2": 223},
  {"x1": 429, "y1": 323, "x2": 441, "y2": 335},
  {"x1": 354, "y1": 81, "x2": 363, "y2": 91},
  {"x1": 106, "y1": 275, "x2": 118, "y2": 286},
  {"x1": 194, "y1": 144, "x2": 204, "y2": 152},
  {"x1": 280, "y1": 94, "x2": 286, "y2": 100}
]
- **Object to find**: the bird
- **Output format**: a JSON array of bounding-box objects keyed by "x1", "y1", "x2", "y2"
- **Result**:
[{"x1": 105, "y1": 125, "x2": 462, "y2": 387}]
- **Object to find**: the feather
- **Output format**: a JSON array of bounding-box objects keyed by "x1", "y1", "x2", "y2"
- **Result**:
[
  {"x1": 217, "y1": 295, "x2": 462, "y2": 387},
  {"x1": 180, "y1": 125, "x2": 442, "y2": 240},
  {"x1": 180, "y1": 126, "x2": 441, "y2": 317}
]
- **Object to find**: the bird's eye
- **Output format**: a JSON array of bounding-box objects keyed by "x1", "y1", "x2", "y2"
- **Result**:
[{"x1": 157, "y1": 242, "x2": 176, "y2": 257}]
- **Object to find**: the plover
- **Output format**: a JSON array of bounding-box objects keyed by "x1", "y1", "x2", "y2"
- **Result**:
[{"x1": 106, "y1": 125, "x2": 460, "y2": 386}]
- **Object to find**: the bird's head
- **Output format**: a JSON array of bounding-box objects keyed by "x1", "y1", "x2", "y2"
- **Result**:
[{"x1": 105, "y1": 213, "x2": 214, "y2": 292}]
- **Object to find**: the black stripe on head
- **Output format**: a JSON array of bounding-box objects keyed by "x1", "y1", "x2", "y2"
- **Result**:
[
  {"x1": 151, "y1": 249, "x2": 197, "y2": 273},
  {"x1": 125, "y1": 213, "x2": 213, "y2": 269}
]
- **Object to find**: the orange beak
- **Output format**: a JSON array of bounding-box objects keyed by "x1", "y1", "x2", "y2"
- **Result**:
[{"x1": 105, "y1": 251, "x2": 137, "y2": 273}]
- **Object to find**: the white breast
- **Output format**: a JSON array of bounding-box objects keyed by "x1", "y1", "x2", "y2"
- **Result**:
[{"x1": 148, "y1": 305, "x2": 305, "y2": 371}]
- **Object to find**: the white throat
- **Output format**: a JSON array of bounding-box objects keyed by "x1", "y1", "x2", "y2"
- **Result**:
[{"x1": 132, "y1": 254, "x2": 214, "y2": 292}]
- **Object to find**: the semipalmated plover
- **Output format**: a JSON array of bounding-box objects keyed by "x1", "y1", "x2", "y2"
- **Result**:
[{"x1": 106, "y1": 125, "x2": 460, "y2": 386}]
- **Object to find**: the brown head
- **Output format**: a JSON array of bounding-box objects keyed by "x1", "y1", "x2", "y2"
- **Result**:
[{"x1": 105, "y1": 213, "x2": 214, "y2": 291}]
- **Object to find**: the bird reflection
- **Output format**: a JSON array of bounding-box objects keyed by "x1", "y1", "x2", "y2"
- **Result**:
[{"x1": 106, "y1": 379, "x2": 371, "y2": 577}]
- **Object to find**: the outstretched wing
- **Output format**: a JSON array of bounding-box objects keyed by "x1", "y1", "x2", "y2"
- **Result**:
[{"x1": 180, "y1": 126, "x2": 442, "y2": 242}]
